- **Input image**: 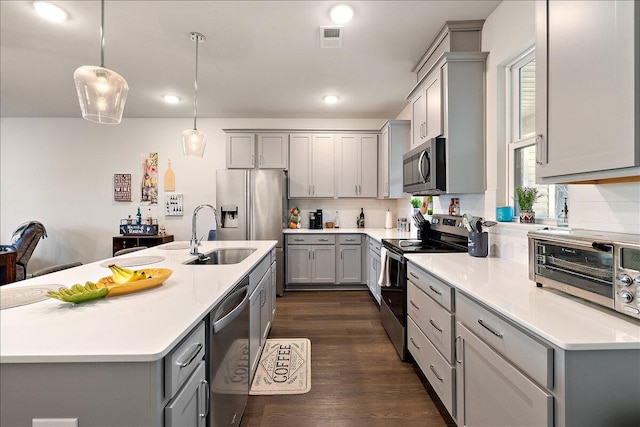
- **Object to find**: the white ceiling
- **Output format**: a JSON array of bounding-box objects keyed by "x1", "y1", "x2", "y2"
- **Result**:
[{"x1": 0, "y1": 1, "x2": 501, "y2": 120}]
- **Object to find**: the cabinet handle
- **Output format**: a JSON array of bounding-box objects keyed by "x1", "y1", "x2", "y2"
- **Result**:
[
  {"x1": 340, "y1": 249, "x2": 343, "y2": 259},
  {"x1": 429, "y1": 318, "x2": 443, "y2": 332},
  {"x1": 409, "y1": 299, "x2": 420, "y2": 310},
  {"x1": 319, "y1": 238, "x2": 329, "y2": 242},
  {"x1": 535, "y1": 134, "x2": 544, "y2": 165},
  {"x1": 309, "y1": 250, "x2": 311, "y2": 260},
  {"x1": 251, "y1": 154, "x2": 255, "y2": 167},
  {"x1": 428, "y1": 285, "x2": 442, "y2": 296},
  {"x1": 259, "y1": 155, "x2": 263, "y2": 166},
  {"x1": 312, "y1": 185, "x2": 315, "y2": 195},
  {"x1": 429, "y1": 364, "x2": 444, "y2": 382},
  {"x1": 478, "y1": 318, "x2": 503, "y2": 338},
  {"x1": 409, "y1": 272, "x2": 420, "y2": 280},
  {"x1": 294, "y1": 238, "x2": 305, "y2": 242},
  {"x1": 409, "y1": 337, "x2": 420, "y2": 350},
  {"x1": 176, "y1": 342, "x2": 203, "y2": 368},
  {"x1": 355, "y1": 185, "x2": 358, "y2": 195},
  {"x1": 346, "y1": 238, "x2": 356, "y2": 242},
  {"x1": 199, "y1": 379, "x2": 210, "y2": 418},
  {"x1": 455, "y1": 336, "x2": 462, "y2": 364}
]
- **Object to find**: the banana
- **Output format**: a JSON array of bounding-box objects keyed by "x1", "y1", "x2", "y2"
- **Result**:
[
  {"x1": 108, "y1": 264, "x2": 135, "y2": 284},
  {"x1": 71, "y1": 284, "x2": 85, "y2": 294},
  {"x1": 85, "y1": 281, "x2": 97, "y2": 291}
]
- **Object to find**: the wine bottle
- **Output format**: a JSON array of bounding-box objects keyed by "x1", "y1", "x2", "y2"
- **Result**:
[
  {"x1": 359, "y1": 208, "x2": 365, "y2": 228},
  {"x1": 335, "y1": 211, "x2": 340, "y2": 228},
  {"x1": 136, "y1": 207, "x2": 142, "y2": 225}
]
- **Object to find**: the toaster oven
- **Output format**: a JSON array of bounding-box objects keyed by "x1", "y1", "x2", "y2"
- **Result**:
[{"x1": 528, "y1": 229, "x2": 640, "y2": 320}]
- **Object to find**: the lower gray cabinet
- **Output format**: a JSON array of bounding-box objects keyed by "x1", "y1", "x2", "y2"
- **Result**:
[
  {"x1": 367, "y1": 238, "x2": 381, "y2": 303},
  {"x1": 165, "y1": 361, "x2": 208, "y2": 427},
  {"x1": 455, "y1": 322, "x2": 553, "y2": 427},
  {"x1": 286, "y1": 235, "x2": 336, "y2": 285},
  {"x1": 337, "y1": 235, "x2": 362, "y2": 284},
  {"x1": 250, "y1": 266, "x2": 272, "y2": 380}
]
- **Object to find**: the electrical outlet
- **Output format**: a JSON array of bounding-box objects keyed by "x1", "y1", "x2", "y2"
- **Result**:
[{"x1": 32, "y1": 419, "x2": 78, "y2": 427}]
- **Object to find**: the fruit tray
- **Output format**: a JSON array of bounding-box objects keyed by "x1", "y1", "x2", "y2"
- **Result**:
[{"x1": 97, "y1": 268, "x2": 173, "y2": 296}]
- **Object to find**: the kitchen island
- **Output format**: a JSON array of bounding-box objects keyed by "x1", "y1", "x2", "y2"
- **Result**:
[{"x1": 0, "y1": 240, "x2": 276, "y2": 427}]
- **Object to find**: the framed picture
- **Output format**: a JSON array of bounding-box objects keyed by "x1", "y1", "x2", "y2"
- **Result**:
[
  {"x1": 114, "y1": 173, "x2": 132, "y2": 202},
  {"x1": 141, "y1": 152, "x2": 159, "y2": 205}
]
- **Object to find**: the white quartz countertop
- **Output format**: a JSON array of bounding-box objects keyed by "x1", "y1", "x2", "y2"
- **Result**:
[
  {"x1": 0, "y1": 240, "x2": 276, "y2": 364},
  {"x1": 404, "y1": 253, "x2": 640, "y2": 351},
  {"x1": 283, "y1": 227, "x2": 416, "y2": 242}
]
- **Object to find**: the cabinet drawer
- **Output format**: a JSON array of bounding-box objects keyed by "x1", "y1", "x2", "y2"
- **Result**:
[
  {"x1": 249, "y1": 253, "x2": 271, "y2": 294},
  {"x1": 407, "y1": 263, "x2": 454, "y2": 311},
  {"x1": 456, "y1": 293, "x2": 553, "y2": 389},
  {"x1": 287, "y1": 234, "x2": 335, "y2": 245},
  {"x1": 165, "y1": 360, "x2": 207, "y2": 427},
  {"x1": 165, "y1": 321, "x2": 206, "y2": 398},
  {"x1": 368, "y1": 238, "x2": 381, "y2": 255},
  {"x1": 408, "y1": 281, "x2": 454, "y2": 363},
  {"x1": 408, "y1": 317, "x2": 455, "y2": 417},
  {"x1": 339, "y1": 234, "x2": 361, "y2": 245}
]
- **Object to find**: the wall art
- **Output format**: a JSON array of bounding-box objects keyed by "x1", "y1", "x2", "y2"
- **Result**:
[
  {"x1": 113, "y1": 173, "x2": 132, "y2": 202},
  {"x1": 141, "y1": 152, "x2": 158, "y2": 205}
]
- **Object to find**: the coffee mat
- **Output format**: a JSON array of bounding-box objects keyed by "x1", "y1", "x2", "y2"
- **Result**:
[{"x1": 250, "y1": 338, "x2": 311, "y2": 395}]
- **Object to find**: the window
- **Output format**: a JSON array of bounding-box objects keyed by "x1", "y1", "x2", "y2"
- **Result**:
[{"x1": 507, "y1": 49, "x2": 566, "y2": 221}]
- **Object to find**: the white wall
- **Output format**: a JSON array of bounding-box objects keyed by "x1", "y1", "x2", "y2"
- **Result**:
[{"x1": 0, "y1": 117, "x2": 385, "y2": 271}]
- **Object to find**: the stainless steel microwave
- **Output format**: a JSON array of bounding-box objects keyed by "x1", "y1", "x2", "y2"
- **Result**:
[
  {"x1": 402, "y1": 137, "x2": 446, "y2": 195},
  {"x1": 528, "y1": 228, "x2": 640, "y2": 320}
]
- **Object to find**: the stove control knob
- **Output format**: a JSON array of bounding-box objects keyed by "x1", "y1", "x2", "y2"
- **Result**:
[
  {"x1": 617, "y1": 290, "x2": 634, "y2": 303},
  {"x1": 618, "y1": 274, "x2": 633, "y2": 286}
]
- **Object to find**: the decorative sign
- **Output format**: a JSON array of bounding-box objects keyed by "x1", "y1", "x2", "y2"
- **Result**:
[
  {"x1": 114, "y1": 174, "x2": 132, "y2": 202},
  {"x1": 141, "y1": 152, "x2": 158, "y2": 205}
]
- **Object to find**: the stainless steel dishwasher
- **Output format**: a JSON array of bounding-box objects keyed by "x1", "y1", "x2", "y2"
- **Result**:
[{"x1": 208, "y1": 276, "x2": 250, "y2": 427}]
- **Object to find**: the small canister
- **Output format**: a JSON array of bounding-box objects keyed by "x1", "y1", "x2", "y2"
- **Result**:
[{"x1": 468, "y1": 232, "x2": 488, "y2": 257}]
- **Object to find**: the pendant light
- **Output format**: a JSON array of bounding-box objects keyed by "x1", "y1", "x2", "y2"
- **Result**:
[
  {"x1": 182, "y1": 32, "x2": 206, "y2": 158},
  {"x1": 73, "y1": 0, "x2": 128, "y2": 124}
]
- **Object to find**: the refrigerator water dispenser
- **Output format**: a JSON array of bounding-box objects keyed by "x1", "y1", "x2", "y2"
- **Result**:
[{"x1": 221, "y1": 205, "x2": 239, "y2": 228}]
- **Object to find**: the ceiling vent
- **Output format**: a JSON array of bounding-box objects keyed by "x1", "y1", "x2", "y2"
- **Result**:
[{"x1": 320, "y1": 26, "x2": 343, "y2": 48}]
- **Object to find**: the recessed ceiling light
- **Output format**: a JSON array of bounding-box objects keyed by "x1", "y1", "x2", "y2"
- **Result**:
[
  {"x1": 163, "y1": 95, "x2": 181, "y2": 104},
  {"x1": 323, "y1": 95, "x2": 339, "y2": 104},
  {"x1": 330, "y1": 4, "x2": 354, "y2": 24},
  {"x1": 33, "y1": 1, "x2": 68, "y2": 22}
]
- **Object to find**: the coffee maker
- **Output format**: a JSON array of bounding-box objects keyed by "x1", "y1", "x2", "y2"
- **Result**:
[{"x1": 309, "y1": 209, "x2": 323, "y2": 229}]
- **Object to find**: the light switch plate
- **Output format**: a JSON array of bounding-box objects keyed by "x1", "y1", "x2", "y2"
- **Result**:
[{"x1": 32, "y1": 419, "x2": 79, "y2": 427}]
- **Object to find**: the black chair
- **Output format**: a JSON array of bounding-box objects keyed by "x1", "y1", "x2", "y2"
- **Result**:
[{"x1": 9, "y1": 221, "x2": 47, "y2": 281}]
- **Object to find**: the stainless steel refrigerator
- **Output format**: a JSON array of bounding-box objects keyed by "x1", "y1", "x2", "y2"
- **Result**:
[{"x1": 216, "y1": 169, "x2": 287, "y2": 295}]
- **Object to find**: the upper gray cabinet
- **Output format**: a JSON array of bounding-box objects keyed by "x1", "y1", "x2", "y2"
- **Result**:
[
  {"x1": 535, "y1": 0, "x2": 639, "y2": 183},
  {"x1": 226, "y1": 132, "x2": 288, "y2": 169},
  {"x1": 336, "y1": 134, "x2": 378, "y2": 198},
  {"x1": 379, "y1": 120, "x2": 410, "y2": 199},
  {"x1": 407, "y1": 21, "x2": 488, "y2": 194}
]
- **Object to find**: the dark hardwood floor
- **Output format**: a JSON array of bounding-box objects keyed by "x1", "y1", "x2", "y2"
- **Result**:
[{"x1": 241, "y1": 290, "x2": 456, "y2": 427}]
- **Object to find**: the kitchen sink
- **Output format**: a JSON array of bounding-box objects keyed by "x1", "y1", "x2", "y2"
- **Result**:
[{"x1": 186, "y1": 248, "x2": 256, "y2": 265}]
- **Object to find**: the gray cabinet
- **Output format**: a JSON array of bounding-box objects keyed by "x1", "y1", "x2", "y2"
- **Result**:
[
  {"x1": 336, "y1": 134, "x2": 378, "y2": 198},
  {"x1": 406, "y1": 265, "x2": 455, "y2": 419},
  {"x1": 535, "y1": 0, "x2": 639, "y2": 183},
  {"x1": 249, "y1": 259, "x2": 274, "y2": 380},
  {"x1": 366, "y1": 237, "x2": 381, "y2": 303},
  {"x1": 226, "y1": 132, "x2": 288, "y2": 169},
  {"x1": 286, "y1": 235, "x2": 336, "y2": 285},
  {"x1": 164, "y1": 361, "x2": 208, "y2": 427},
  {"x1": 456, "y1": 322, "x2": 553, "y2": 427},
  {"x1": 407, "y1": 24, "x2": 487, "y2": 194},
  {"x1": 336, "y1": 234, "x2": 362, "y2": 284},
  {"x1": 289, "y1": 134, "x2": 335, "y2": 198},
  {"x1": 379, "y1": 120, "x2": 410, "y2": 199}
]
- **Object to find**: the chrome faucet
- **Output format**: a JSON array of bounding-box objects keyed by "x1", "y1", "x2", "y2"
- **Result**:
[{"x1": 190, "y1": 204, "x2": 222, "y2": 255}]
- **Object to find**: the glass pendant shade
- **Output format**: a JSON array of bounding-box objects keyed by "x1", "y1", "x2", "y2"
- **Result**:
[
  {"x1": 74, "y1": 65, "x2": 129, "y2": 124},
  {"x1": 182, "y1": 129, "x2": 207, "y2": 158}
]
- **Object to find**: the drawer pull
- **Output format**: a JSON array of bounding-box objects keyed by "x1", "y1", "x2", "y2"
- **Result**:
[
  {"x1": 429, "y1": 318, "x2": 443, "y2": 332},
  {"x1": 409, "y1": 299, "x2": 420, "y2": 310},
  {"x1": 294, "y1": 238, "x2": 305, "y2": 241},
  {"x1": 410, "y1": 337, "x2": 420, "y2": 350},
  {"x1": 428, "y1": 285, "x2": 442, "y2": 296},
  {"x1": 346, "y1": 238, "x2": 356, "y2": 242},
  {"x1": 176, "y1": 342, "x2": 203, "y2": 368},
  {"x1": 409, "y1": 272, "x2": 420, "y2": 280},
  {"x1": 455, "y1": 336, "x2": 462, "y2": 364},
  {"x1": 319, "y1": 238, "x2": 329, "y2": 242},
  {"x1": 199, "y1": 379, "x2": 210, "y2": 418},
  {"x1": 478, "y1": 319, "x2": 503, "y2": 338},
  {"x1": 429, "y1": 364, "x2": 444, "y2": 382}
]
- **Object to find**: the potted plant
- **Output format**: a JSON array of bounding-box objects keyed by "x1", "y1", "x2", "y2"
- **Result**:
[
  {"x1": 515, "y1": 187, "x2": 541, "y2": 223},
  {"x1": 410, "y1": 198, "x2": 421, "y2": 214}
]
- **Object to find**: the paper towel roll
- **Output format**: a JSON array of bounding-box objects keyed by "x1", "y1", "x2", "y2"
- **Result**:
[{"x1": 385, "y1": 211, "x2": 393, "y2": 229}]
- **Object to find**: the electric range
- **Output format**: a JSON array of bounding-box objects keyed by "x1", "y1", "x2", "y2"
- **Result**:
[{"x1": 380, "y1": 214, "x2": 468, "y2": 361}]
